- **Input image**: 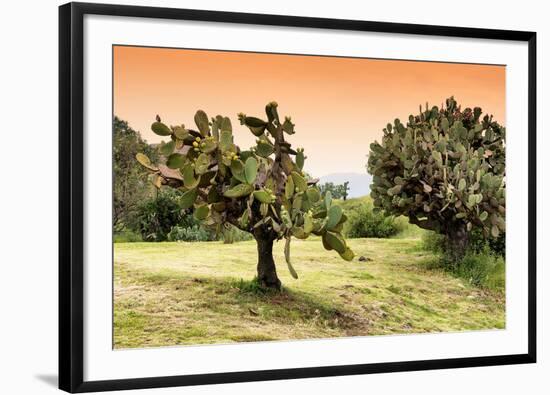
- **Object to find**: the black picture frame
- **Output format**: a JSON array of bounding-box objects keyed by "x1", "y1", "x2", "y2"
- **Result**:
[{"x1": 59, "y1": 2, "x2": 537, "y2": 393}]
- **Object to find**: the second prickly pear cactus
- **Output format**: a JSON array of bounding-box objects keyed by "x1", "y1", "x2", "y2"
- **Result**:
[{"x1": 368, "y1": 97, "x2": 505, "y2": 262}]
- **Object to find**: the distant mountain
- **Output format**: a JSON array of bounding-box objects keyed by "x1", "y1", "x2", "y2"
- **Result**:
[{"x1": 318, "y1": 172, "x2": 372, "y2": 198}]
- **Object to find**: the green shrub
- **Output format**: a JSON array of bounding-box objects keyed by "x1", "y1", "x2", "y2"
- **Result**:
[
  {"x1": 421, "y1": 231, "x2": 505, "y2": 290},
  {"x1": 133, "y1": 190, "x2": 185, "y2": 241},
  {"x1": 389, "y1": 216, "x2": 427, "y2": 239},
  {"x1": 488, "y1": 233, "x2": 506, "y2": 258},
  {"x1": 113, "y1": 229, "x2": 142, "y2": 243},
  {"x1": 421, "y1": 231, "x2": 446, "y2": 254},
  {"x1": 167, "y1": 224, "x2": 212, "y2": 242},
  {"x1": 113, "y1": 117, "x2": 159, "y2": 232},
  {"x1": 221, "y1": 225, "x2": 254, "y2": 243},
  {"x1": 344, "y1": 201, "x2": 404, "y2": 238},
  {"x1": 422, "y1": 229, "x2": 505, "y2": 259},
  {"x1": 453, "y1": 248, "x2": 505, "y2": 290},
  {"x1": 469, "y1": 228, "x2": 506, "y2": 258}
]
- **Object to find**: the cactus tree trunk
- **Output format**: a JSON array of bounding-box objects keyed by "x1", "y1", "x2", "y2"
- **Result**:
[
  {"x1": 254, "y1": 227, "x2": 281, "y2": 290},
  {"x1": 445, "y1": 223, "x2": 469, "y2": 265}
]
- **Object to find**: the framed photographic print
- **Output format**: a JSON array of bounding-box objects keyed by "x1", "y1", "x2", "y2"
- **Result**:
[{"x1": 59, "y1": 2, "x2": 537, "y2": 393}]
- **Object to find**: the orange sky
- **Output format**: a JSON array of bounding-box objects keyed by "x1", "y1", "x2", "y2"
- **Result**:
[{"x1": 114, "y1": 45, "x2": 505, "y2": 177}]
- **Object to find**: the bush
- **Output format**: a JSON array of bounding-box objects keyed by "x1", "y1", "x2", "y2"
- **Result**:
[
  {"x1": 167, "y1": 224, "x2": 212, "y2": 242},
  {"x1": 113, "y1": 229, "x2": 142, "y2": 243},
  {"x1": 422, "y1": 229, "x2": 505, "y2": 258},
  {"x1": 421, "y1": 231, "x2": 505, "y2": 290},
  {"x1": 221, "y1": 225, "x2": 253, "y2": 243},
  {"x1": 389, "y1": 216, "x2": 427, "y2": 239},
  {"x1": 488, "y1": 233, "x2": 505, "y2": 258},
  {"x1": 421, "y1": 231, "x2": 445, "y2": 254},
  {"x1": 469, "y1": 228, "x2": 506, "y2": 258},
  {"x1": 113, "y1": 117, "x2": 159, "y2": 232},
  {"x1": 344, "y1": 201, "x2": 404, "y2": 238},
  {"x1": 133, "y1": 190, "x2": 186, "y2": 241},
  {"x1": 453, "y1": 248, "x2": 505, "y2": 290},
  {"x1": 129, "y1": 189, "x2": 259, "y2": 244}
]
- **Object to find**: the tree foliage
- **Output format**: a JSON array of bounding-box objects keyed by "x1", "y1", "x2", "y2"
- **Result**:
[
  {"x1": 344, "y1": 200, "x2": 402, "y2": 238},
  {"x1": 367, "y1": 97, "x2": 505, "y2": 260},
  {"x1": 319, "y1": 181, "x2": 350, "y2": 200},
  {"x1": 134, "y1": 189, "x2": 188, "y2": 242},
  {"x1": 136, "y1": 102, "x2": 353, "y2": 287},
  {"x1": 113, "y1": 117, "x2": 158, "y2": 231}
]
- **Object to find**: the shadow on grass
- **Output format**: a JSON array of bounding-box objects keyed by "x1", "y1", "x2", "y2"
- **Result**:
[{"x1": 119, "y1": 266, "x2": 364, "y2": 332}]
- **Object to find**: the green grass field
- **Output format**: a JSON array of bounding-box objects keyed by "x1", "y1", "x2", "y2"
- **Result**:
[{"x1": 114, "y1": 235, "x2": 505, "y2": 349}]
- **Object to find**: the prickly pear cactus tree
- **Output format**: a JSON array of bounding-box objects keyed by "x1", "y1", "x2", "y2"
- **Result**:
[
  {"x1": 367, "y1": 97, "x2": 505, "y2": 262},
  {"x1": 136, "y1": 102, "x2": 353, "y2": 289}
]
